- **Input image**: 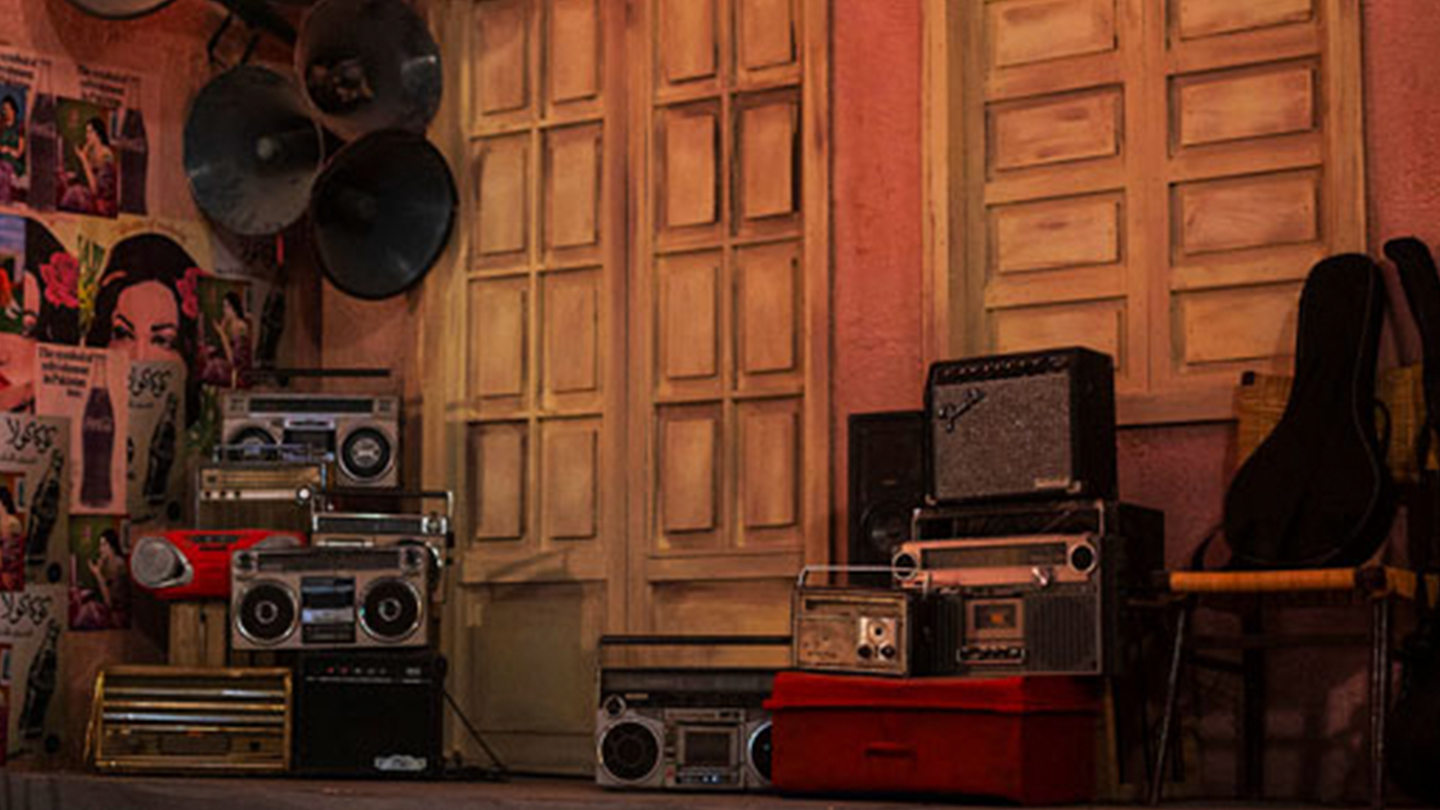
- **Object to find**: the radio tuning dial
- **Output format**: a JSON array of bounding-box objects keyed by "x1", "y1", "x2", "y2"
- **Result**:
[{"x1": 1031, "y1": 566, "x2": 1053, "y2": 588}]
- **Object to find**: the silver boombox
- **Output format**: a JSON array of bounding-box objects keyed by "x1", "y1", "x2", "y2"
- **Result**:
[
  {"x1": 595, "y1": 636, "x2": 782, "y2": 792},
  {"x1": 231, "y1": 546, "x2": 430, "y2": 652},
  {"x1": 196, "y1": 445, "x2": 327, "y2": 534},
  {"x1": 311, "y1": 489, "x2": 453, "y2": 595},
  {"x1": 221, "y1": 392, "x2": 400, "y2": 488}
]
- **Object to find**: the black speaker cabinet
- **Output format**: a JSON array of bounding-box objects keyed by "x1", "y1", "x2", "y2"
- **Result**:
[
  {"x1": 293, "y1": 649, "x2": 445, "y2": 778},
  {"x1": 925, "y1": 348, "x2": 1116, "y2": 504},
  {"x1": 848, "y1": 411, "x2": 925, "y2": 585}
]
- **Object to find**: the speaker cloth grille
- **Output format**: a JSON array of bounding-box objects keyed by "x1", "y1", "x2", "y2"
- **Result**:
[{"x1": 932, "y1": 373, "x2": 1072, "y2": 501}]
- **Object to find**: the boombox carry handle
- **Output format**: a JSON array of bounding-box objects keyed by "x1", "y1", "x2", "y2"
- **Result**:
[
  {"x1": 797, "y1": 564, "x2": 898, "y2": 589},
  {"x1": 315, "y1": 488, "x2": 454, "y2": 518}
]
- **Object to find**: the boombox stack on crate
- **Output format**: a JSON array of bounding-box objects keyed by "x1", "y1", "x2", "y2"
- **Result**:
[
  {"x1": 775, "y1": 347, "x2": 1164, "y2": 804},
  {"x1": 93, "y1": 390, "x2": 457, "y2": 778}
]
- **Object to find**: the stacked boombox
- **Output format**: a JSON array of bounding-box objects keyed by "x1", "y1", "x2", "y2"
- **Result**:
[
  {"x1": 593, "y1": 348, "x2": 1163, "y2": 798},
  {"x1": 801, "y1": 347, "x2": 1163, "y2": 678},
  {"x1": 91, "y1": 391, "x2": 453, "y2": 778}
]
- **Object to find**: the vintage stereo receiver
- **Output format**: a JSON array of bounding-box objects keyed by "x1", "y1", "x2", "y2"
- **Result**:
[
  {"x1": 87, "y1": 666, "x2": 291, "y2": 774},
  {"x1": 130, "y1": 529, "x2": 305, "y2": 600},
  {"x1": 221, "y1": 392, "x2": 400, "y2": 488},
  {"x1": 311, "y1": 489, "x2": 452, "y2": 593},
  {"x1": 231, "y1": 546, "x2": 430, "y2": 652},
  {"x1": 596, "y1": 635, "x2": 783, "y2": 791},
  {"x1": 197, "y1": 450, "x2": 326, "y2": 534},
  {"x1": 293, "y1": 650, "x2": 445, "y2": 778},
  {"x1": 925, "y1": 348, "x2": 1116, "y2": 504},
  {"x1": 793, "y1": 585, "x2": 913, "y2": 676},
  {"x1": 894, "y1": 529, "x2": 1156, "y2": 676}
]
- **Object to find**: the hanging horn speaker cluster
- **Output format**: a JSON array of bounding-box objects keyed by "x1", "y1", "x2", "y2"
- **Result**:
[
  {"x1": 183, "y1": 65, "x2": 323, "y2": 236},
  {"x1": 62, "y1": 0, "x2": 176, "y2": 19},
  {"x1": 294, "y1": 0, "x2": 442, "y2": 141},
  {"x1": 311, "y1": 131, "x2": 456, "y2": 300}
]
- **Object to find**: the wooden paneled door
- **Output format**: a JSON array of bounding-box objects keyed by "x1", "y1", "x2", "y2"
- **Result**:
[
  {"x1": 628, "y1": 0, "x2": 829, "y2": 639},
  {"x1": 425, "y1": 0, "x2": 828, "y2": 775},
  {"x1": 929, "y1": 0, "x2": 1364, "y2": 423}
]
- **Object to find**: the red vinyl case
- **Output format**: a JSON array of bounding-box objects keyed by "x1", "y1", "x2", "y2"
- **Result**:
[
  {"x1": 130, "y1": 530, "x2": 305, "y2": 600},
  {"x1": 765, "y1": 671, "x2": 1100, "y2": 805}
]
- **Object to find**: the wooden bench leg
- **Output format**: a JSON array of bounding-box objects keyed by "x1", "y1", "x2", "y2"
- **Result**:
[
  {"x1": 1149, "y1": 599, "x2": 1191, "y2": 806},
  {"x1": 1370, "y1": 598, "x2": 1390, "y2": 810}
]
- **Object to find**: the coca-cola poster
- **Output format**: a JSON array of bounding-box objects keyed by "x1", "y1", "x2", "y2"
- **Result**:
[
  {"x1": 0, "y1": 414, "x2": 70, "y2": 587},
  {"x1": 35, "y1": 344, "x2": 128, "y2": 514},
  {"x1": 0, "y1": 583, "x2": 64, "y2": 757},
  {"x1": 0, "y1": 47, "x2": 148, "y2": 221},
  {"x1": 126, "y1": 359, "x2": 184, "y2": 525},
  {"x1": 67, "y1": 514, "x2": 128, "y2": 631}
]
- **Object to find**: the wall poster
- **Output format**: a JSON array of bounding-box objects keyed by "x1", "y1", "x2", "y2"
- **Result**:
[
  {"x1": 0, "y1": 582, "x2": 64, "y2": 757},
  {"x1": 34, "y1": 344, "x2": 128, "y2": 515}
]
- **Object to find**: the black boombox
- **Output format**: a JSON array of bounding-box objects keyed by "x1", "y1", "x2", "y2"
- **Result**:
[
  {"x1": 892, "y1": 500, "x2": 1163, "y2": 677},
  {"x1": 595, "y1": 636, "x2": 783, "y2": 792}
]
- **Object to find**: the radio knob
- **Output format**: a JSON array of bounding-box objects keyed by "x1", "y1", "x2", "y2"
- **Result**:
[
  {"x1": 857, "y1": 644, "x2": 874, "y2": 660},
  {"x1": 880, "y1": 645, "x2": 896, "y2": 660},
  {"x1": 1031, "y1": 566, "x2": 1054, "y2": 588}
]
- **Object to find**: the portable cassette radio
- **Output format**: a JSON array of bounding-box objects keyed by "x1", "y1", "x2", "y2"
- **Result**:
[
  {"x1": 230, "y1": 546, "x2": 430, "y2": 652},
  {"x1": 196, "y1": 453, "x2": 326, "y2": 534},
  {"x1": 311, "y1": 489, "x2": 452, "y2": 594},
  {"x1": 130, "y1": 530, "x2": 305, "y2": 600},
  {"x1": 792, "y1": 587, "x2": 913, "y2": 676},
  {"x1": 221, "y1": 393, "x2": 400, "y2": 488},
  {"x1": 596, "y1": 635, "x2": 783, "y2": 792}
]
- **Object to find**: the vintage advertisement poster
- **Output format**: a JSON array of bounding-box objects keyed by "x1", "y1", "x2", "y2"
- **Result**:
[
  {"x1": 0, "y1": 334, "x2": 34, "y2": 412},
  {"x1": 197, "y1": 276, "x2": 252, "y2": 389},
  {"x1": 126, "y1": 359, "x2": 184, "y2": 525},
  {"x1": 0, "y1": 47, "x2": 147, "y2": 220},
  {"x1": 0, "y1": 583, "x2": 64, "y2": 757},
  {"x1": 35, "y1": 344, "x2": 128, "y2": 514},
  {"x1": 68, "y1": 514, "x2": 128, "y2": 631},
  {"x1": 0, "y1": 215, "x2": 22, "y2": 334},
  {"x1": 0, "y1": 471, "x2": 24, "y2": 592}
]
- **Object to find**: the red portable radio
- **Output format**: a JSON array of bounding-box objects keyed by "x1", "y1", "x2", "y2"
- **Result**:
[{"x1": 130, "y1": 530, "x2": 305, "y2": 600}]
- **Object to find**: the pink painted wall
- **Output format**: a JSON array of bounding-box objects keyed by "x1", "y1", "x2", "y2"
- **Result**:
[{"x1": 830, "y1": 0, "x2": 1440, "y2": 803}]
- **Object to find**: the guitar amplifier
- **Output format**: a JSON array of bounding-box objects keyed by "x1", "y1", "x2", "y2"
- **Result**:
[
  {"x1": 293, "y1": 650, "x2": 445, "y2": 778},
  {"x1": 87, "y1": 666, "x2": 291, "y2": 774},
  {"x1": 925, "y1": 348, "x2": 1116, "y2": 504}
]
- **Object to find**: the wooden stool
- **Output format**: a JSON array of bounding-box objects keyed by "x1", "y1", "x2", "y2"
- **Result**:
[{"x1": 1148, "y1": 566, "x2": 1434, "y2": 810}]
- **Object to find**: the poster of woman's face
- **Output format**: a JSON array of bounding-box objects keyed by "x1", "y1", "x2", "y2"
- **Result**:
[
  {"x1": 198, "y1": 277, "x2": 251, "y2": 389},
  {"x1": 0, "y1": 474, "x2": 25, "y2": 592},
  {"x1": 0, "y1": 85, "x2": 27, "y2": 209},
  {"x1": 55, "y1": 98, "x2": 117, "y2": 219},
  {"x1": 67, "y1": 515, "x2": 128, "y2": 631}
]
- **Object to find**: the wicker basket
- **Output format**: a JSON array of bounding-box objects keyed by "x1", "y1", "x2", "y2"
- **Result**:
[{"x1": 1233, "y1": 365, "x2": 1431, "y2": 484}]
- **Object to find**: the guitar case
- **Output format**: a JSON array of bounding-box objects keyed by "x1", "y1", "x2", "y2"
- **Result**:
[
  {"x1": 1383, "y1": 236, "x2": 1440, "y2": 803},
  {"x1": 1223, "y1": 253, "x2": 1395, "y2": 569}
]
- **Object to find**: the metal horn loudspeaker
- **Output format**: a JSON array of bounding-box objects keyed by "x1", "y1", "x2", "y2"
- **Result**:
[
  {"x1": 183, "y1": 66, "x2": 324, "y2": 236},
  {"x1": 295, "y1": 0, "x2": 442, "y2": 141},
  {"x1": 62, "y1": 0, "x2": 175, "y2": 19},
  {"x1": 309, "y1": 130, "x2": 456, "y2": 300}
]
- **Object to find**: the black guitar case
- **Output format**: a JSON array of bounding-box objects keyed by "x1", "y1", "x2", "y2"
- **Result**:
[
  {"x1": 1383, "y1": 236, "x2": 1440, "y2": 803},
  {"x1": 1223, "y1": 253, "x2": 1396, "y2": 569}
]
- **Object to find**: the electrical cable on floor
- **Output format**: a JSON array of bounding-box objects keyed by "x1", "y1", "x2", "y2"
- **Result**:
[{"x1": 443, "y1": 688, "x2": 509, "y2": 782}]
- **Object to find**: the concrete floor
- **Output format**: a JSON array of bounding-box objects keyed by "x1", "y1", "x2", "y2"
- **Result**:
[{"x1": 0, "y1": 771, "x2": 1352, "y2": 810}]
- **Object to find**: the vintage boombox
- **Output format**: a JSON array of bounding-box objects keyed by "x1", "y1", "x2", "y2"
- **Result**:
[
  {"x1": 311, "y1": 489, "x2": 452, "y2": 594},
  {"x1": 221, "y1": 392, "x2": 400, "y2": 488},
  {"x1": 892, "y1": 501, "x2": 1162, "y2": 676},
  {"x1": 130, "y1": 529, "x2": 306, "y2": 600},
  {"x1": 196, "y1": 450, "x2": 326, "y2": 534},
  {"x1": 596, "y1": 636, "x2": 782, "y2": 792},
  {"x1": 792, "y1": 584, "x2": 913, "y2": 676},
  {"x1": 87, "y1": 666, "x2": 292, "y2": 774},
  {"x1": 231, "y1": 546, "x2": 430, "y2": 652}
]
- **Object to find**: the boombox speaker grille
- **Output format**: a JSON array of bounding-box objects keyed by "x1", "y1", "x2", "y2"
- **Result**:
[
  {"x1": 601, "y1": 722, "x2": 661, "y2": 782},
  {"x1": 1027, "y1": 592, "x2": 1097, "y2": 673}
]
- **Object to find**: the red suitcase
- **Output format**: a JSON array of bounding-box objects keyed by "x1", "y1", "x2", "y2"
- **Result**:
[{"x1": 766, "y1": 671, "x2": 1100, "y2": 804}]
